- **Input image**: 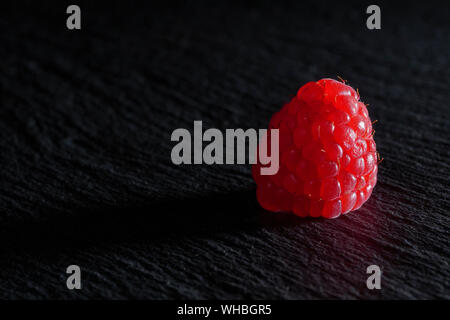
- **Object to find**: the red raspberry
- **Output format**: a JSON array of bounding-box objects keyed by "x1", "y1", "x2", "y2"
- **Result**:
[{"x1": 253, "y1": 78, "x2": 378, "y2": 219}]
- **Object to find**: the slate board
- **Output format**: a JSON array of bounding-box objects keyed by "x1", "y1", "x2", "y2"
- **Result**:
[{"x1": 0, "y1": 0, "x2": 449, "y2": 299}]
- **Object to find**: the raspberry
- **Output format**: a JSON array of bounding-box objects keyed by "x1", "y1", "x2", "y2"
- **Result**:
[{"x1": 253, "y1": 78, "x2": 378, "y2": 219}]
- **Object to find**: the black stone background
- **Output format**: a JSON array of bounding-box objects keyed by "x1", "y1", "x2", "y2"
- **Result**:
[{"x1": 0, "y1": 0, "x2": 448, "y2": 299}]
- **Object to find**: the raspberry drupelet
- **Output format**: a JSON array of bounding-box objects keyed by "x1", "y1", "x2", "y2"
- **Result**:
[{"x1": 252, "y1": 78, "x2": 378, "y2": 219}]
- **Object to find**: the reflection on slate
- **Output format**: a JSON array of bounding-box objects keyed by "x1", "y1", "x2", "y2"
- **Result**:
[{"x1": 0, "y1": 0, "x2": 448, "y2": 299}]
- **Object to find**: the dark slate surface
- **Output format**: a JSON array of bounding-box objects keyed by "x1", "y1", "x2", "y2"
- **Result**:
[{"x1": 0, "y1": 0, "x2": 449, "y2": 299}]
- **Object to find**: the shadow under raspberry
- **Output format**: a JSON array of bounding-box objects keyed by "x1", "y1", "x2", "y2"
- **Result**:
[{"x1": 0, "y1": 189, "x2": 316, "y2": 256}]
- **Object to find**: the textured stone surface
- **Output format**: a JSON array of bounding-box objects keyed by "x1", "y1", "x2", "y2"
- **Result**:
[{"x1": 0, "y1": 0, "x2": 448, "y2": 299}]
